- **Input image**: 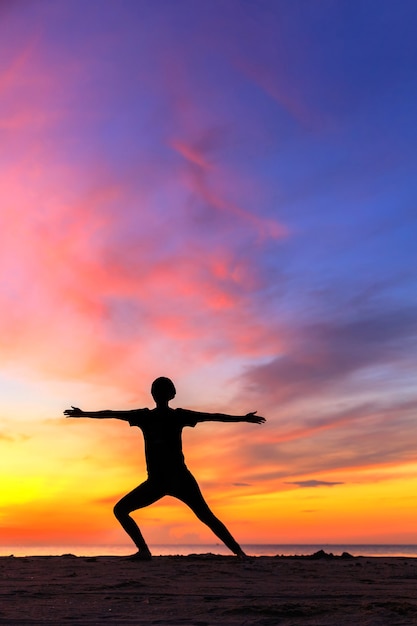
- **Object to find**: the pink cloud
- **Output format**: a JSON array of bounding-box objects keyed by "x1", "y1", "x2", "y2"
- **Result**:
[
  {"x1": 0, "y1": 6, "x2": 291, "y2": 403},
  {"x1": 0, "y1": 137, "x2": 284, "y2": 397}
]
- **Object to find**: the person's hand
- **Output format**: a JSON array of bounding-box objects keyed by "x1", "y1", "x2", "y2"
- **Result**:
[
  {"x1": 245, "y1": 411, "x2": 265, "y2": 424},
  {"x1": 64, "y1": 406, "x2": 84, "y2": 418}
]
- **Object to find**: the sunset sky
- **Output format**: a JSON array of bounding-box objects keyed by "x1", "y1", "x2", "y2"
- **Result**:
[{"x1": 1, "y1": 1, "x2": 416, "y2": 550}]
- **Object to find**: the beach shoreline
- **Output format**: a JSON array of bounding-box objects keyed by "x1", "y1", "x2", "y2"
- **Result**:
[{"x1": 1, "y1": 554, "x2": 417, "y2": 624}]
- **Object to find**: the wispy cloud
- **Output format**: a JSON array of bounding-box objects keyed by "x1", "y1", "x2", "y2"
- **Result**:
[
  {"x1": 285, "y1": 480, "x2": 344, "y2": 488},
  {"x1": 242, "y1": 305, "x2": 417, "y2": 406}
]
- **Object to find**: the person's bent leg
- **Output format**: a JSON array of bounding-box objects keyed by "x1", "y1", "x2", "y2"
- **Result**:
[
  {"x1": 174, "y1": 472, "x2": 247, "y2": 557},
  {"x1": 114, "y1": 480, "x2": 163, "y2": 558}
]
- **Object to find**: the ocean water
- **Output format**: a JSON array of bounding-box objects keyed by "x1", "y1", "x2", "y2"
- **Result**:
[{"x1": 1, "y1": 544, "x2": 417, "y2": 558}]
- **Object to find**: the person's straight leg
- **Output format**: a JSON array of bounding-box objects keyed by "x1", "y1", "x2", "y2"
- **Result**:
[{"x1": 173, "y1": 471, "x2": 246, "y2": 556}]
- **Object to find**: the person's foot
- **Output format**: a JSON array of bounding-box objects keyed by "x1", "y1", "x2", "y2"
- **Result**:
[
  {"x1": 236, "y1": 549, "x2": 250, "y2": 559},
  {"x1": 126, "y1": 550, "x2": 152, "y2": 561}
]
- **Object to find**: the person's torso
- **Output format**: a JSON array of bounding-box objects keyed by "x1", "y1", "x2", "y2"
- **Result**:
[{"x1": 141, "y1": 410, "x2": 188, "y2": 478}]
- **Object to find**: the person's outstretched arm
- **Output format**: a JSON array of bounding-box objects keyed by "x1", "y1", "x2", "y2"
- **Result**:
[
  {"x1": 188, "y1": 410, "x2": 265, "y2": 424},
  {"x1": 64, "y1": 406, "x2": 146, "y2": 421}
]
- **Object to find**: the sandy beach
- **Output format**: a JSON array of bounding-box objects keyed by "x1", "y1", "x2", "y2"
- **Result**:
[{"x1": 1, "y1": 553, "x2": 416, "y2": 625}]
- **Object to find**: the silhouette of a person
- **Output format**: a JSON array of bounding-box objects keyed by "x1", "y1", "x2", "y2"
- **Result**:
[{"x1": 64, "y1": 376, "x2": 265, "y2": 559}]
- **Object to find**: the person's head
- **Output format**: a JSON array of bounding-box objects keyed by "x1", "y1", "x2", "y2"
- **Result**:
[{"x1": 151, "y1": 377, "x2": 176, "y2": 404}]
